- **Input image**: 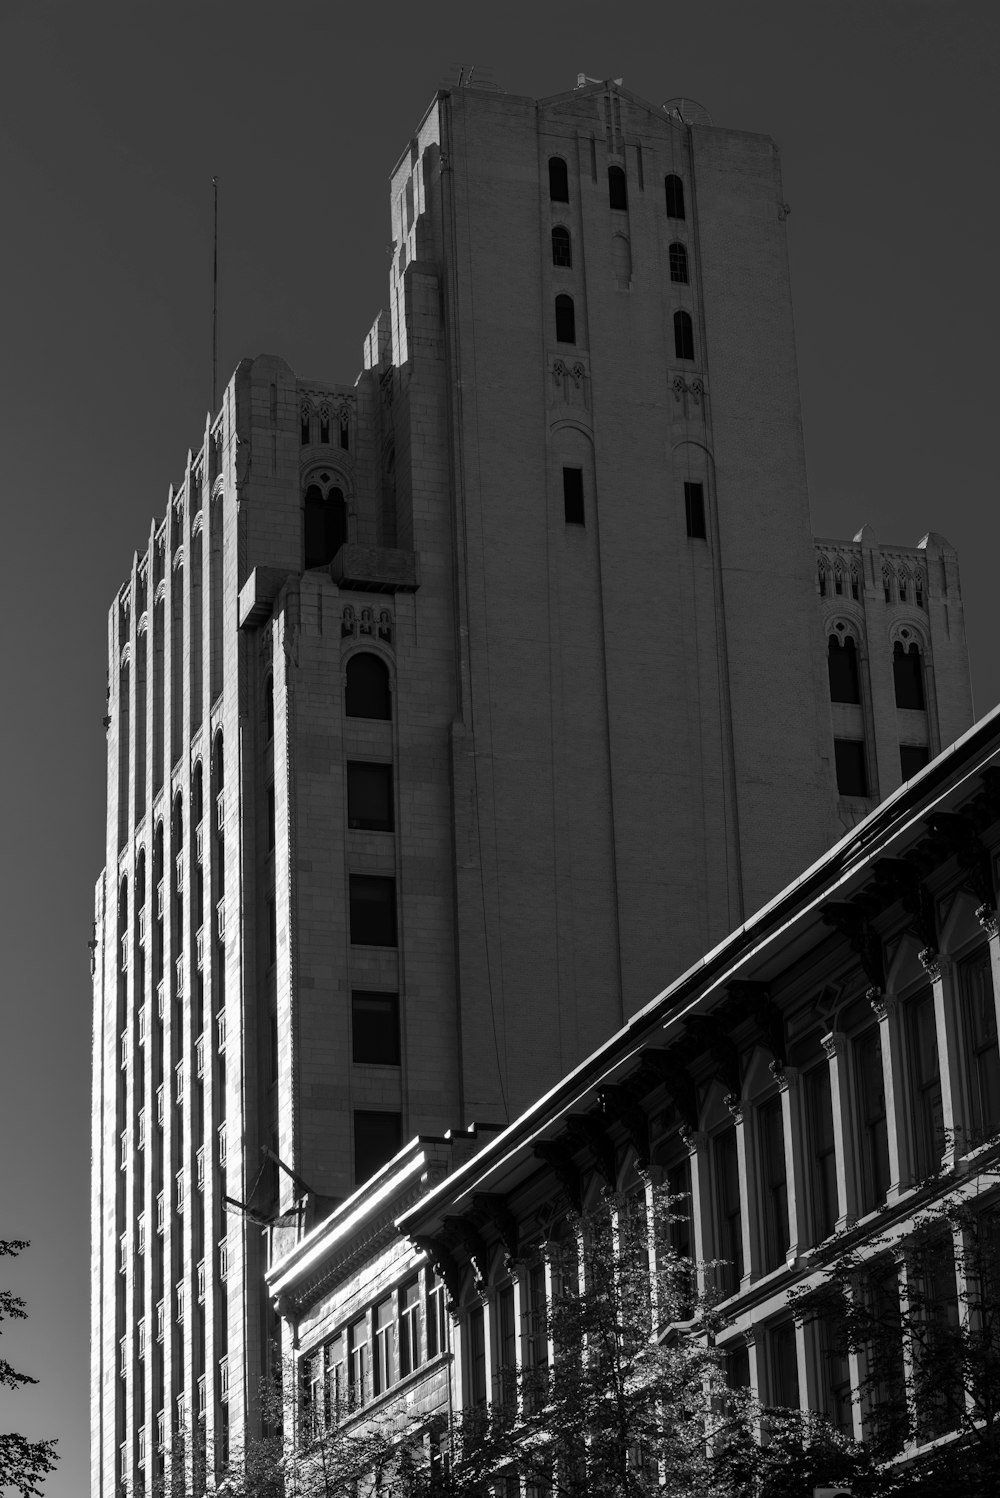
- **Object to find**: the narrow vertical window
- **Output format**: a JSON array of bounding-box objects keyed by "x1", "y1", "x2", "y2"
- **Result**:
[
  {"x1": 665, "y1": 174, "x2": 685, "y2": 219},
  {"x1": 805, "y1": 1062, "x2": 838, "y2": 1242},
  {"x1": 264, "y1": 674, "x2": 274, "y2": 742},
  {"x1": 608, "y1": 165, "x2": 627, "y2": 210},
  {"x1": 345, "y1": 654, "x2": 391, "y2": 719},
  {"x1": 759, "y1": 1096, "x2": 789, "y2": 1271},
  {"x1": 827, "y1": 634, "x2": 861, "y2": 703},
  {"x1": 714, "y1": 1126, "x2": 743, "y2": 1295},
  {"x1": 551, "y1": 226, "x2": 572, "y2": 267},
  {"x1": 347, "y1": 760, "x2": 394, "y2": 831},
  {"x1": 960, "y1": 945, "x2": 1000, "y2": 1144},
  {"x1": 673, "y1": 309, "x2": 694, "y2": 360},
  {"x1": 562, "y1": 467, "x2": 585, "y2": 526},
  {"x1": 555, "y1": 294, "x2": 576, "y2": 344},
  {"x1": 684, "y1": 481, "x2": 706, "y2": 539},
  {"x1": 905, "y1": 987, "x2": 943, "y2": 1179},
  {"x1": 300, "y1": 407, "x2": 311, "y2": 446},
  {"x1": 465, "y1": 1306, "x2": 487, "y2": 1406},
  {"x1": 548, "y1": 157, "x2": 569, "y2": 203},
  {"x1": 834, "y1": 738, "x2": 868, "y2": 796},
  {"x1": 768, "y1": 1320, "x2": 800, "y2": 1408},
  {"x1": 668, "y1": 242, "x2": 688, "y2": 283},
  {"x1": 854, "y1": 1025, "x2": 890, "y2": 1212},
  {"x1": 893, "y1": 641, "x2": 925, "y2": 710},
  {"x1": 899, "y1": 744, "x2": 930, "y2": 780}
]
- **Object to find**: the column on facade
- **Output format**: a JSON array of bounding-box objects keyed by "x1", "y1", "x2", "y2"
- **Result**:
[
  {"x1": 730, "y1": 1099, "x2": 755, "y2": 1291},
  {"x1": 776, "y1": 1065, "x2": 806, "y2": 1265},
  {"x1": 821, "y1": 1032, "x2": 858, "y2": 1230},
  {"x1": 680, "y1": 1130, "x2": 712, "y2": 1299},
  {"x1": 926, "y1": 956, "x2": 964, "y2": 1170},
  {"x1": 869, "y1": 988, "x2": 908, "y2": 1200}
]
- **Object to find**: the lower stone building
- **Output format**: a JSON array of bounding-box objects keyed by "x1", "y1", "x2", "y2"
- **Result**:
[{"x1": 266, "y1": 702, "x2": 1000, "y2": 1485}]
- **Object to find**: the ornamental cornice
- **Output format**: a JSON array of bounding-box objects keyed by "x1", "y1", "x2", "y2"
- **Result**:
[{"x1": 282, "y1": 1178, "x2": 427, "y2": 1314}]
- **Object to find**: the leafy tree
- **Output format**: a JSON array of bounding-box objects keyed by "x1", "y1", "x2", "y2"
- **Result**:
[
  {"x1": 790, "y1": 1185, "x2": 1000, "y2": 1497},
  {"x1": 0, "y1": 1241, "x2": 58, "y2": 1498},
  {"x1": 400, "y1": 1187, "x2": 883, "y2": 1498}
]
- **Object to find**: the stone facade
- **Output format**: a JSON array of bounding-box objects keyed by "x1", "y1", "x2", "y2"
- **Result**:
[
  {"x1": 91, "y1": 76, "x2": 973, "y2": 1496},
  {"x1": 272, "y1": 704, "x2": 1000, "y2": 1484}
]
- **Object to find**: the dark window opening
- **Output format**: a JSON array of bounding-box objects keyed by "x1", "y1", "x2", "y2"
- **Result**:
[
  {"x1": 340, "y1": 418, "x2": 350, "y2": 452},
  {"x1": 851, "y1": 569, "x2": 860, "y2": 601},
  {"x1": 267, "y1": 897, "x2": 277, "y2": 969},
  {"x1": 805, "y1": 1062, "x2": 838, "y2": 1242},
  {"x1": 673, "y1": 309, "x2": 694, "y2": 361},
  {"x1": 668, "y1": 241, "x2": 688, "y2": 283},
  {"x1": 345, "y1": 654, "x2": 391, "y2": 720},
  {"x1": 264, "y1": 674, "x2": 274, "y2": 742},
  {"x1": 828, "y1": 635, "x2": 861, "y2": 703},
  {"x1": 768, "y1": 1320, "x2": 800, "y2": 1408},
  {"x1": 684, "y1": 481, "x2": 706, "y2": 539},
  {"x1": 548, "y1": 157, "x2": 569, "y2": 203},
  {"x1": 900, "y1": 744, "x2": 930, "y2": 780},
  {"x1": 855, "y1": 1025, "x2": 891, "y2": 1212},
  {"x1": 347, "y1": 761, "x2": 394, "y2": 831},
  {"x1": 555, "y1": 294, "x2": 576, "y2": 344},
  {"x1": 352, "y1": 991, "x2": 400, "y2": 1066},
  {"x1": 354, "y1": 1110, "x2": 402, "y2": 1185},
  {"x1": 608, "y1": 165, "x2": 627, "y2": 210},
  {"x1": 266, "y1": 784, "x2": 275, "y2": 851},
  {"x1": 319, "y1": 414, "x2": 330, "y2": 445},
  {"x1": 906, "y1": 987, "x2": 943, "y2": 1179},
  {"x1": 465, "y1": 1306, "x2": 487, "y2": 1407},
  {"x1": 665, "y1": 174, "x2": 685, "y2": 219},
  {"x1": 714, "y1": 1126, "x2": 743, "y2": 1296},
  {"x1": 304, "y1": 485, "x2": 347, "y2": 569},
  {"x1": 759, "y1": 1096, "x2": 789, "y2": 1272},
  {"x1": 834, "y1": 738, "x2": 868, "y2": 797},
  {"x1": 562, "y1": 467, "x2": 585, "y2": 526},
  {"x1": 300, "y1": 410, "x2": 310, "y2": 446},
  {"x1": 893, "y1": 641, "x2": 925, "y2": 710},
  {"x1": 349, "y1": 875, "x2": 397, "y2": 946},
  {"x1": 551, "y1": 226, "x2": 572, "y2": 267},
  {"x1": 960, "y1": 945, "x2": 1000, "y2": 1143}
]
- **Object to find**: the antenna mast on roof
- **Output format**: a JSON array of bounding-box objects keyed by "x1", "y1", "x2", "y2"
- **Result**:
[{"x1": 212, "y1": 176, "x2": 219, "y2": 415}]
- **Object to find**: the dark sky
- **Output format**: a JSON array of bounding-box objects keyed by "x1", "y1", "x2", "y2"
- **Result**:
[{"x1": 1, "y1": 3, "x2": 997, "y2": 1491}]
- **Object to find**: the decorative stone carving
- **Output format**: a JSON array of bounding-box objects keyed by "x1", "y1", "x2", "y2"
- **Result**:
[
  {"x1": 869, "y1": 991, "x2": 897, "y2": 1022},
  {"x1": 976, "y1": 903, "x2": 999, "y2": 939}
]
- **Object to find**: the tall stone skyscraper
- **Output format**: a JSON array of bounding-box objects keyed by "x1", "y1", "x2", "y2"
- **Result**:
[{"x1": 91, "y1": 78, "x2": 973, "y2": 1495}]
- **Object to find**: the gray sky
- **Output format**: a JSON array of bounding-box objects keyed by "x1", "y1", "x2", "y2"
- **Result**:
[{"x1": 1, "y1": 3, "x2": 997, "y2": 1491}]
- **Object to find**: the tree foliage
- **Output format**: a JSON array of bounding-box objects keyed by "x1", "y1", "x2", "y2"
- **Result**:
[
  {"x1": 0, "y1": 1241, "x2": 58, "y2": 1498},
  {"x1": 790, "y1": 1187, "x2": 1000, "y2": 1497}
]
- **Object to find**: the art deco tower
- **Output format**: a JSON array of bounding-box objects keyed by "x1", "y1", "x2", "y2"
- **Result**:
[{"x1": 91, "y1": 78, "x2": 972, "y2": 1495}]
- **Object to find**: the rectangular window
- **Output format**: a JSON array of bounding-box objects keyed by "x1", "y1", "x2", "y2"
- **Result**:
[
  {"x1": 768, "y1": 1320, "x2": 799, "y2": 1408},
  {"x1": 960, "y1": 944, "x2": 1000, "y2": 1144},
  {"x1": 349, "y1": 875, "x2": 397, "y2": 946},
  {"x1": 713, "y1": 1126, "x2": 743, "y2": 1295},
  {"x1": 326, "y1": 1333, "x2": 347, "y2": 1421},
  {"x1": 834, "y1": 738, "x2": 869, "y2": 797},
  {"x1": 758, "y1": 1096, "x2": 789, "y2": 1272},
  {"x1": 905, "y1": 986, "x2": 944, "y2": 1178},
  {"x1": 352, "y1": 991, "x2": 401, "y2": 1066},
  {"x1": 426, "y1": 1272, "x2": 448, "y2": 1359},
  {"x1": 817, "y1": 1315, "x2": 853, "y2": 1432},
  {"x1": 523, "y1": 1262, "x2": 548, "y2": 1413},
  {"x1": 562, "y1": 467, "x2": 585, "y2": 526},
  {"x1": 398, "y1": 1279, "x2": 422, "y2": 1378},
  {"x1": 900, "y1": 743, "x2": 930, "y2": 780},
  {"x1": 304, "y1": 1349, "x2": 325, "y2": 1436},
  {"x1": 347, "y1": 761, "x2": 394, "y2": 832},
  {"x1": 354, "y1": 1109, "x2": 402, "y2": 1185},
  {"x1": 805, "y1": 1062, "x2": 838, "y2": 1242},
  {"x1": 348, "y1": 1316, "x2": 369, "y2": 1410},
  {"x1": 684, "y1": 481, "x2": 706, "y2": 539},
  {"x1": 266, "y1": 784, "x2": 275, "y2": 851},
  {"x1": 854, "y1": 1025, "x2": 890, "y2": 1212},
  {"x1": 465, "y1": 1305, "x2": 487, "y2": 1406},
  {"x1": 373, "y1": 1296, "x2": 396, "y2": 1395},
  {"x1": 495, "y1": 1282, "x2": 517, "y2": 1414}
]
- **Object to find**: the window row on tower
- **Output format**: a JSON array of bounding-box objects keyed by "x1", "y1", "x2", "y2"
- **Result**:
[{"x1": 548, "y1": 156, "x2": 686, "y2": 220}]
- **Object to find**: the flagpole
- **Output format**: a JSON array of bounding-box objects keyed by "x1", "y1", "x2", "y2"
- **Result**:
[{"x1": 212, "y1": 176, "x2": 219, "y2": 414}]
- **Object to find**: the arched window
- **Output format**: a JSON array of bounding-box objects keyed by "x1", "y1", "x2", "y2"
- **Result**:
[
  {"x1": 264, "y1": 674, "x2": 274, "y2": 742},
  {"x1": 346, "y1": 654, "x2": 391, "y2": 720},
  {"x1": 555, "y1": 294, "x2": 576, "y2": 344},
  {"x1": 213, "y1": 731, "x2": 225, "y2": 790},
  {"x1": 828, "y1": 635, "x2": 861, "y2": 704},
  {"x1": 665, "y1": 174, "x2": 685, "y2": 219},
  {"x1": 153, "y1": 822, "x2": 164, "y2": 883},
  {"x1": 172, "y1": 793, "x2": 184, "y2": 850},
  {"x1": 548, "y1": 157, "x2": 569, "y2": 203},
  {"x1": 608, "y1": 165, "x2": 627, "y2": 211},
  {"x1": 303, "y1": 484, "x2": 347, "y2": 569},
  {"x1": 893, "y1": 642, "x2": 925, "y2": 710},
  {"x1": 673, "y1": 310, "x2": 694, "y2": 360},
  {"x1": 119, "y1": 876, "x2": 129, "y2": 935},
  {"x1": 668, "y1": 242, "x2": 688, "y2": 283},
  {"x1": 551, "y1": 226, "x2": 572, "y2": 268},
  {"x1": 193, "y1": 762, "x2": 204, "y2": 825}
]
